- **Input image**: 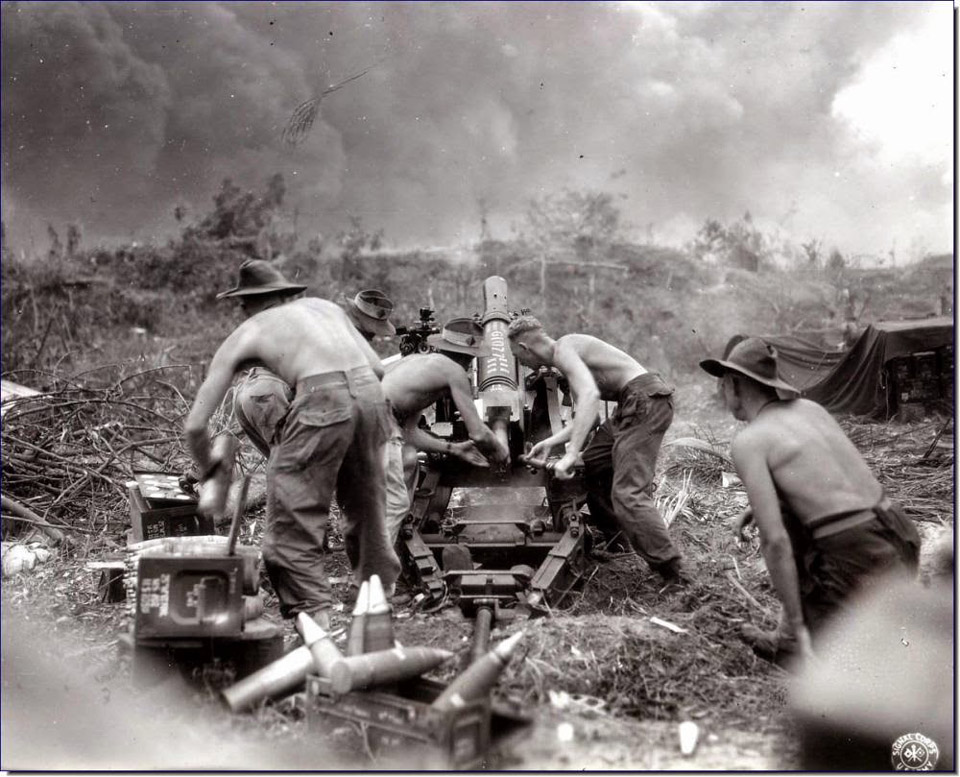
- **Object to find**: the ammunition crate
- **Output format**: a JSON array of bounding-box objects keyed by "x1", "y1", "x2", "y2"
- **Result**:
[
  {"x1": 135, "y1": 555, "x2": 244, "y2": 639},
  {"x1": 127, "y1": 475, "x2": 214, "y2": 542},
  {"x1": 306, "y1": 675, "x2": 528, "y2": 769},
  {"x1": 129, "y1": 617, "x2": 284, "y2": 688},
  {"x1": 887, "y1": 350, "x2": 944, "y2": 408}
]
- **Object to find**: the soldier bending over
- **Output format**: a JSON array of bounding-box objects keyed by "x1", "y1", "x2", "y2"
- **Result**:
[
  {"x1": 700, "y1": 337, "x2": 920, "y2": 666},
  {"x1": 507, "y1": 315, "x2": 692, "y2": 587},
  {"x1": 184, "y1": 260, "x2": 401, "y2": 629},
  {"x1": 382, "y1": 317, "x2": 511, "y2": 541}
]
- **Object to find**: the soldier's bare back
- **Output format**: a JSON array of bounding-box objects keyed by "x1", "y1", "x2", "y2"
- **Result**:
[
  {"x1": 555, "y1": 334, "x2": 646, "y2": 401},
  {"x1": 230, "y1": 298, "x2": 377, "y2": 384}
]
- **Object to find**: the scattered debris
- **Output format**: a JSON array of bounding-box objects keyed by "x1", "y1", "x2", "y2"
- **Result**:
[
  {"x1": 2, "y1": 540, "x2": 53, "y2": 577},
  {"x1": 650, "y1": 616, "x2": 688, "y2": 634},
  {"x1": 679, "y1": 720, "x2": 700, "y2": 756}
]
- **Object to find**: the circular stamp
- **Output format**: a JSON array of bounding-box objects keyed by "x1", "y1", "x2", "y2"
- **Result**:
[{"x1": 891, "y1": 732, "x2": 940, "y2": 771}]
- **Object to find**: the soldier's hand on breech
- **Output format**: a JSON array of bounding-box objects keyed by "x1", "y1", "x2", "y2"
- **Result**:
[
  {"x1": 491, "y1": 440, "x2": 511, "y2": 471},
  {"x1": 549, "y1": 452, "x2": 581, "y2": 480},
  {"x1": 179, "y1": 470, "x2": 200, "y2": 497},
  {"x1": 450, "y1": 441, "x2": 490, "y2": 468},
  {"x1": 521, "y1": 440, "x2": 553, "y2": 469}
]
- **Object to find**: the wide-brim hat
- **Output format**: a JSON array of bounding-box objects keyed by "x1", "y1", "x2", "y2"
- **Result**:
[
  {"x1": 427, "y1": 317, "x2": 491, "y2": 357},
  {"x1": 343, "y1": 289, "x2": 396, "y2": 336},
  {"x1": 700, "y1": 337, "x2": 800, "y2": 399},
  {"x1": 216, "y1": 259, "x2": 307, "y2": 300}
]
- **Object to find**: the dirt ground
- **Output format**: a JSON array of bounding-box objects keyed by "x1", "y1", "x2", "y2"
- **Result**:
[{"x1": 1, "y1": 381, "x2": 953, "y2": 771}]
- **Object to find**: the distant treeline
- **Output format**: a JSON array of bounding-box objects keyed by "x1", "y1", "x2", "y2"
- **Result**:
[{"x1": 1, "y1": 174, "x2": 947, "y2": 393}]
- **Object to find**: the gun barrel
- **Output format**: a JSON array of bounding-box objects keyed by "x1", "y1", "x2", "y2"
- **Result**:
[
  {"x1": 477, "y1": 277, "x2": 521, "y2": 437},
  {"x1": 481, "y1": 275, "x2": 511, "y2": 324}
]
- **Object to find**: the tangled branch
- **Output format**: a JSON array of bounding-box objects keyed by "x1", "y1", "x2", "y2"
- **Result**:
[{"x1": 281, "y1": 64, "x2": 378, "y2": 146}]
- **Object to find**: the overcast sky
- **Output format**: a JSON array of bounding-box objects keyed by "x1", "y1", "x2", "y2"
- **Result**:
[{"x1": 1, "y1": 1, "x2": 953, "y2": 262}]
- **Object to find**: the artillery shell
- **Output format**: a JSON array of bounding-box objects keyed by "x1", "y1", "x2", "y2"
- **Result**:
[
  {"x1": 363, "y1": 574, "x2": 394, "y2": 653},
  {"x1": 345, "y1": 581, "x2": 369, "y2": 657},
  {"x1": 431, "y1": 630, "x2": 524, "y2": 711},
  {"x1": 221, "y1": 645, "x2": 314, "y2": 713},
  {"x1": 329, "y1": 646, "x2": 455, "y2": 694},
  {"x1": 296, "y1": 612, "x2": 343, "y2": 677}
]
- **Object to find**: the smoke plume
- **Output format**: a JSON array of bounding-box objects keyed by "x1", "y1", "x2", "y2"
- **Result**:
[{"x1": 1, "y1": 1, "x2": 952, "y2": 258}]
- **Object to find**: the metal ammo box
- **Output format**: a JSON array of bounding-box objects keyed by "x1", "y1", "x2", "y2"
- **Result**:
[
  {"x1": 305, "y1": 674, "x2": 529, "y2": 769},
  {"x1": 127, "y1": 472, "x2": 215, "y2": 542},
  {"x1": 94, "y1": 473, "x2": 217, "y2": 602},
  {"x1": 134, "y1": 553, "x2": 244, "y2": 639}
]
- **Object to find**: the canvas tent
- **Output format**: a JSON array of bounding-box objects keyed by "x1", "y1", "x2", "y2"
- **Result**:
[{"x1": 725, "y1": 317, "x2": 954, "y2": 418}]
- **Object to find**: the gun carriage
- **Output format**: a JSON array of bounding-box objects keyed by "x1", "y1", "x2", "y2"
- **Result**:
[{"x1": 397, "y1": 276, "x2": 604, "y2": 629}]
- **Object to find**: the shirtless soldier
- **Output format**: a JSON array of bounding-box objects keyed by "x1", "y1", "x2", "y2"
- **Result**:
[
  {"x1": 184, "y1": 260, "x2": 401, "y2": 629},
  {"x1": 381, "y1": 317, "x2": 511, "y2": 541},
  {"x1": 506, "y1": 315, "x2": 691, "y2": 586},
  {"x1": 233, "y1": 288, "x2": 398, "y2": 457},
  {"x1": 231, "y1": 286, "x2": 410, "y2": 565},
  {"x1": 700, "y1": 337, "x2": 920, "y2": 665}
]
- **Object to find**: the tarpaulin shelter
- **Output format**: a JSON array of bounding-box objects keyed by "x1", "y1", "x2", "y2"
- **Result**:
[{"x1": 725, "y1": 317, "x2": 954, "y2": 418}]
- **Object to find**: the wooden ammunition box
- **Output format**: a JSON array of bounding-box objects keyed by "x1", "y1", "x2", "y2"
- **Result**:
[
  {"x1": 127, "y1": 474, "x2": 214, "y2": 542},
  {"x1": 134, "y1": 555, "x2": 244, "y2": 639},
  {"x1": 305, "y1": 674, "x2": 530, "y2": 769}
]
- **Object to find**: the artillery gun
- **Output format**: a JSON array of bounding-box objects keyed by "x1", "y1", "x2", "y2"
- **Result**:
[{"x1": 397, "y1": 276, "x2": 601, "y2": 630}]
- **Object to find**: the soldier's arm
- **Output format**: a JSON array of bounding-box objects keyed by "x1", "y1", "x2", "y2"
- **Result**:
[
  {"x1": 185, "y1": 327, "x2": 255, "y2": 475},
  {"x1": 524, "y1": 424, "x2": 573, "y2": 467},
  {"x1": 402, "y1": 415, "x2": 446, "y2": 455},
  {"x1": 402, "y1": 415, "x2": 489, "y2": 467},
  {"x1": 552, "y1": 341, "x2": 600, "y2": 460},
  {"x1": 732, "y1": 430, "x2": 815, "y2": 660},
  {"x1": 447, "y1": 368, "x2": 509, "y2": 466}
]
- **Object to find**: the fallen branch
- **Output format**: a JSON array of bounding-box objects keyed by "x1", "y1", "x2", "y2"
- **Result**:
[
  {"x1": 4, "y1": 434, "x2": 128, "y2": 496},
  {"x1": 1, "y1": 512, "x2": 95, "y2": 536},
  {"x1": 1, "y1": 494, "x2": 69, "y2": 544}
]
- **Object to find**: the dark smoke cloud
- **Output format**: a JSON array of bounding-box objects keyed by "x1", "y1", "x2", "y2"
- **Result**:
[{"x1": 1, "y1": 1, "x2": 951, "y2": 257}]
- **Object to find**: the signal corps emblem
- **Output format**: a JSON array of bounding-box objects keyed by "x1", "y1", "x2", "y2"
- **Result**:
[{"x1": 891, "y1": 732, "x2": 939, "y2": 771}]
